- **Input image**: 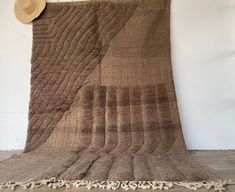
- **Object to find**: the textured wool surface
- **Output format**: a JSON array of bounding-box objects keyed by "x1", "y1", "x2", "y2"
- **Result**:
[{"x1": 0, "y1": 0, "x2": 231, "y2": 191}]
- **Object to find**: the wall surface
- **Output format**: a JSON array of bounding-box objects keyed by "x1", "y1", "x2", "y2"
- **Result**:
[{"x1": 0, "y1": 0, "x2": 235, "y2": 150}]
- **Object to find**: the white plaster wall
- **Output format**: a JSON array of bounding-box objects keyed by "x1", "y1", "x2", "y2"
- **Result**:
[
  {"x1": 171, "y1": 0, "x2": 235, "y2": 149},
  {"x1": 0, "y1": 0, "x2": 31, "y2": 150},
  {"x1": 0, "y1": 0, "x2": 234, "y2": 150}
]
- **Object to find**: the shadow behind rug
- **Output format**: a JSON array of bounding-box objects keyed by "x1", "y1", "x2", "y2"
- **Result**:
[{"x1": 0, "y1": 0, "x2": 231, "y2": 191}]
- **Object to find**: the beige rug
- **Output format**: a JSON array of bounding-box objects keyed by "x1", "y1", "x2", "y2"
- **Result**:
[{"x1": 0, "y1": 0, "x2": 234, "y2": 191}]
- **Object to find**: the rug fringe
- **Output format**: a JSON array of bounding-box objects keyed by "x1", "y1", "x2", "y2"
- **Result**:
[{"x1": 0, "y1": 178, "x2": 234, "y2": 191}]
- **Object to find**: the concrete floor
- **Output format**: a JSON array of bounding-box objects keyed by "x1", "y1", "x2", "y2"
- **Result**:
[
  {"x1": 190, "y1": 150, "x2": 235, "y2": 180},
  {"x1": 191, "y1": 151, "x2": 235, "y2": 191}
]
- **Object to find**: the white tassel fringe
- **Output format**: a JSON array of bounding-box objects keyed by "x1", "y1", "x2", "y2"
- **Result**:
[{"x1": 0, "y1": 178, "x2": 234, "y2": 191}]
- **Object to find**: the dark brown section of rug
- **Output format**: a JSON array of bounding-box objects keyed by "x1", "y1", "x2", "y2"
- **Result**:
[
  {"x1": 25, "y1": 0, "x2": 138, "y2": 152},
  {"x1": 0, "y1": 0, "x2": 222, "y2": 187}
]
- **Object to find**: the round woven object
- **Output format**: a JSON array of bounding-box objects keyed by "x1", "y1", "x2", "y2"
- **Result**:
[{"x1": 14, "y1": 0, "x2": 46, "y2": 24}]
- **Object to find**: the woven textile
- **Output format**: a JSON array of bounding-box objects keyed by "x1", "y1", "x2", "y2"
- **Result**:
[{"x1": 0, "y1": 0, "x2": 232, "y2": 191}]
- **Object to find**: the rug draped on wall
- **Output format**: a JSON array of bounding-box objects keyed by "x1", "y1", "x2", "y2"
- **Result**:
[{"x1": 0, "y1": 0, "x2": 234, "y2": 191}]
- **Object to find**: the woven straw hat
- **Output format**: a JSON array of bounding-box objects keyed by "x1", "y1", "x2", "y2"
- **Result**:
[{"x1": 14, "y1": 0, "x2": 46, "y2": 24}]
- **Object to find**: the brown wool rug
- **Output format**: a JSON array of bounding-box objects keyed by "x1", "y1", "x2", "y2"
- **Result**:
[{"x1": 0, "y1": 0, "x2": 234, "y2": 191}]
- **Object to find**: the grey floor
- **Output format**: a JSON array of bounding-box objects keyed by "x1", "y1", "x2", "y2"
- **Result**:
[
  {"x1": 0, "y1": 150, "x2": 235, "y2": 190},
  {"x1": 191, "y1": 151, "x2": 235, "y2": 191}
]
